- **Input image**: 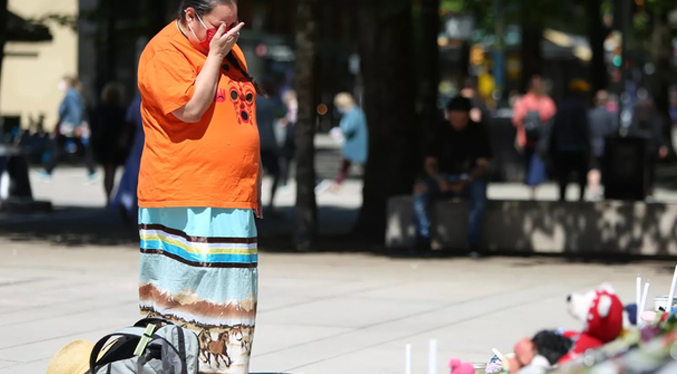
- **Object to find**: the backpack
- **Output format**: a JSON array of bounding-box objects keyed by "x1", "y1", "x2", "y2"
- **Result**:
[
  {"x1": 89, "y1": 318, "x2": 200, "y2": 374},
  {"x1": 524, "y1": 110, "x2": 542, "y2": 140}
]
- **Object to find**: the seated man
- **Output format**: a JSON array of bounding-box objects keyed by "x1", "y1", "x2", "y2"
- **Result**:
[{"x1": 413, "y1": 96, "x2": 492, "y2": 256}]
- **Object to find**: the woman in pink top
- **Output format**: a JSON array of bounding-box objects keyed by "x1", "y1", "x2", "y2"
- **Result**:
[{"x1": 512, "y1": 76, "x2": 557, "y2": 199}]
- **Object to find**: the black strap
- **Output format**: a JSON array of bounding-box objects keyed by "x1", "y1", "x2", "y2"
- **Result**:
[
  {"x1": 89, "y1": 330, "x2": 186, "y2": 374},
  {"x1": 225, "y1": 52, "x2": 268, "y2": 98},
  {"x1": 176, "y1": 326, "x2": 188, "y2": 374},
  {"x1": 134, "y1": 317, "x2": 176, "y2": 328},
  {"x1": 89, "y1": 333, "x2": 143, "y2": 374}
]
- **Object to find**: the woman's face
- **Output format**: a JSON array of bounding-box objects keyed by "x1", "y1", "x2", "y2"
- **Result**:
[{"x1": 185, "y1": 3, "x2": 238, "y2": 50}]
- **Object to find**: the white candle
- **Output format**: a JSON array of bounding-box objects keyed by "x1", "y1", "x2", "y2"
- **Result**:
[
  {"x1": 667, "y1": 265, "x2": 677, "y2": 313},
  {"x1": 640, "y1": 280, "x2": 651, "y2": 324},
  {"x1": 636, "y1": 274, "x2": 642, "y2": 324},
  {"x1": 405, "y1": 343, "x2": 412, "y2": 374},
  {"x1": 428, "y1": 339, "x2": 438, "y2": 374}
]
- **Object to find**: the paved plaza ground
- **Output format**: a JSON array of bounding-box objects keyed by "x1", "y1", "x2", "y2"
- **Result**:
[
  {"x1": 2, "y1": 241, "x2": 677, "y2": 374},
  {"x1": 2, "y1": 136, "x2": 677, "y2": 373}
]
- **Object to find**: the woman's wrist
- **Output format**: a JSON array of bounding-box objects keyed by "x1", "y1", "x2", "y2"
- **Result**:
[{"x1": 207, "y1": 50, "x2": 227, "y2": 63}]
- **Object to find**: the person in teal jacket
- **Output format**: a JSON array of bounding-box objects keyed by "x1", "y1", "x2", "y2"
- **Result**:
[
  {"x1": 335, "y1": 92, "x2": 368, "y2": 183},
  {"x1": 316, "y1": 92, "x2": 369, "y2": 194}
]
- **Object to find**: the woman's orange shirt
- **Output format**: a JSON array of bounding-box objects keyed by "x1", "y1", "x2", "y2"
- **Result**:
[{"x1": 137, "y1": 22, "x2": 260, "y2": 209}]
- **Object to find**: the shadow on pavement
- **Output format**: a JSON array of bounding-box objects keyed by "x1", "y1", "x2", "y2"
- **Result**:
[
  {"x1": 0, "y1": 205, "x2": 369, "y2": 251},
  {"x1": 0, "y1": 207, "x2": 139, "y2": 246},
  {"x1": 3, "y1": 204, "x2": 675, "y2": 268}
]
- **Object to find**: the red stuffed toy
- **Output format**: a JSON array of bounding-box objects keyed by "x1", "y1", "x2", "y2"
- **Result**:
[{"x1": 558, "y1": 284, "x2": 624, "y2": 364}]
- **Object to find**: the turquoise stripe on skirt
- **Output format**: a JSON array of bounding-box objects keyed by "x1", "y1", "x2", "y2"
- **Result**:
[{"x1": 139, "y1": 207, "x2": 257, "y2": 374}]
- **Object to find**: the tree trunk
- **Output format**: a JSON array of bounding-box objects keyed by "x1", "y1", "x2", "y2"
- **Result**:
[
  {"x1": 95, "y1": 0, "x2": 118, "y2": 96},
  {"x1": 356, "y1": 0, "x2": 417, "y2": 241},
  {"x1": 0, "y1": 0, "x2": 9, "y2": 90},
  {"x1": 417, "y1": 0, "x2": 440, "y2": 165},
  {"x1": 146, "y1": 0, "x2": 168, "y2": 36},
  {"x1": 293, "y1": 0, "x2": 318, "y2": 251},
  {"x1": 586, "y1": 0, "x2": 608, "y2": 93},
  {"x1": 650, "y1": 12, "x2": 673, "y2": 154},
  {"x1": 519, "y1": 6, "x2": 543, "y2": 93}
]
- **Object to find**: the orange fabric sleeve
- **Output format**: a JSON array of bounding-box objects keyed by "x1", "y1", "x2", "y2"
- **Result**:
[{"x1": 140, "y1": 50, "x2": 198, "y2": 116}]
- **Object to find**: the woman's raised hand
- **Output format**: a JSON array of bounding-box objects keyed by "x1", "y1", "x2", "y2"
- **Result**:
[{"x1": 209, "y1": 22, "x2": 245, "y2": 58}]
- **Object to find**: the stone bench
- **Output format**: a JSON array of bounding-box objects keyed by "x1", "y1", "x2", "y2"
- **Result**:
[{"x1": 386, "y1": 196, "x2": 677, "y2": 256}]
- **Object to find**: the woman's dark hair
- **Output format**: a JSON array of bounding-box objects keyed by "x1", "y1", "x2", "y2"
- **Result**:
[
  {"x1": 176, "y1": 0, "x2": 267, "y2": 98},
  {"x1": 177, "y1": 0, "x2": 237, "y2": 20}
]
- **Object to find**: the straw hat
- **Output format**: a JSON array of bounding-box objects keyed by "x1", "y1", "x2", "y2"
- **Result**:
[{"x1": 47, "y1": 340, "x2": 94, "y2": 374}]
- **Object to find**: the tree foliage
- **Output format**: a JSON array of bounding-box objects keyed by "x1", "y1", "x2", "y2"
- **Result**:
[{"x1": 28, "y1": 13, "x2": 78, "y2": 32}]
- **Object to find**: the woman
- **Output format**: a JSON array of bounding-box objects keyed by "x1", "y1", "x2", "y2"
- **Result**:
[
  {"x1": 40, "y1": 76, "x2": 98, "y2": 182},
  {"x1": 512, "y1": 75, "x2": 557, "y2": 199},
  {"x1": 137, "y1": 1, "x2": 261, "y2": 372},
  {"x1": 91, "y1": 82, "x2": 128, "y2": 207},
  {"x1": 110, "y1": 94, "x2": 144, "y2": 224},
  {"x1": 317, "y1": 92, "x2": 368, "y2": 193},
  {"x1": 335, "y1": 93, "x2": 368, "y2": 185}
]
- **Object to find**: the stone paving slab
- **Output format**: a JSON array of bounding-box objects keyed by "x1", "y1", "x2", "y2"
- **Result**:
[{"x1": 1, "y1": 241, "x2": 676, "y2": 373}]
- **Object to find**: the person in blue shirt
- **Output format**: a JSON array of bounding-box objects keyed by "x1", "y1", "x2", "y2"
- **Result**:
[
  {"x1": 317, "y1": 93, "x2": 368, "y2": 195},
  {"x1": 256, "y1": 79, "x2": 288, "y2": 212},
  {"x1": 40, "y1": 76, "x2": 98, "y2": 182},
  {"x1": 110, "y1": 94, "x2": 144, "y2": 224}
]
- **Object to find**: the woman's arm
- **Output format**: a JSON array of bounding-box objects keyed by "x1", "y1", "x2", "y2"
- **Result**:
[
  {"x1": 340, "y1": 113, "x2": 358, "y2": 138},
  {"x1": 172, "y1": 22, "x2": 245, "y2": 123}
]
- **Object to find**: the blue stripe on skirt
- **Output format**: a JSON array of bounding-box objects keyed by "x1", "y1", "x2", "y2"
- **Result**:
[{"x1": 139, "y1": 207, "x2": 257, "y2": 238}]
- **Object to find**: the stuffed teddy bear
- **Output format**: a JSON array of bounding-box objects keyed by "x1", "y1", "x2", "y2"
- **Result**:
[
  {"x1": 505, "y1": 331, "x2": 573, "y2": 374},
  {"x1": 558, "y1": 284, "x2": 624, "y2": 364},
  {"x1": 448, "y1": 358, "x2": 476, "y2": 374}
]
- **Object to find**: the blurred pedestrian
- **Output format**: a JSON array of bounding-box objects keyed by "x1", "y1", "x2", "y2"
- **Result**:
[
  {"x1": 317, "y1": 92, "x2": 368, "y2": 193},
  {"x1": 136, "y1": 1, "x2": 260, "y2": 372},
  {"x1": 39, "y1": 76, "x2": 98, "y2": 182},
  {"x1": 256, "y1": 79, "x2": 287, "y2": 212},
  {"x1": 606, "y1": 93, "x2": 620, "y2": 113},
  {"x1": 549, "y1": 79, "x2": 591, "y2": 202},
  {"x1": 669, "y1": 89, "x2": 677, "y2": 155},
  {"x1": 512, "y1": 75, "x2": 557, "y2": 199},
  {"x1": 279, "y1": 89, "x2": 297, "y2": 189},
  {"x1": 460, "y1": 77, "x2": 489, "y2": 125},
  {"x1": 628, "y1": 92, "x2": 668, "y2": 197},
  {"x1": 109, "y1": 94, "x2": 144, "y2": 224},
  {"x1": 413, "y1": 96, "x2": 491, "y2": 257},
  {"x1": 91, "y1": 82, "x2": 128, "y2": 207},
  {"x1": 587, "y1": 90, "x2": 618, "y2": 201},
  {"x1": 509, "y1": 90, "x2": 521, "y2": 108}
]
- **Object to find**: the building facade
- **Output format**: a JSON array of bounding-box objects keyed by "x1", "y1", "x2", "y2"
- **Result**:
[{"x1": 1, "y1": 0, "x2": 79, "y2": 132}]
